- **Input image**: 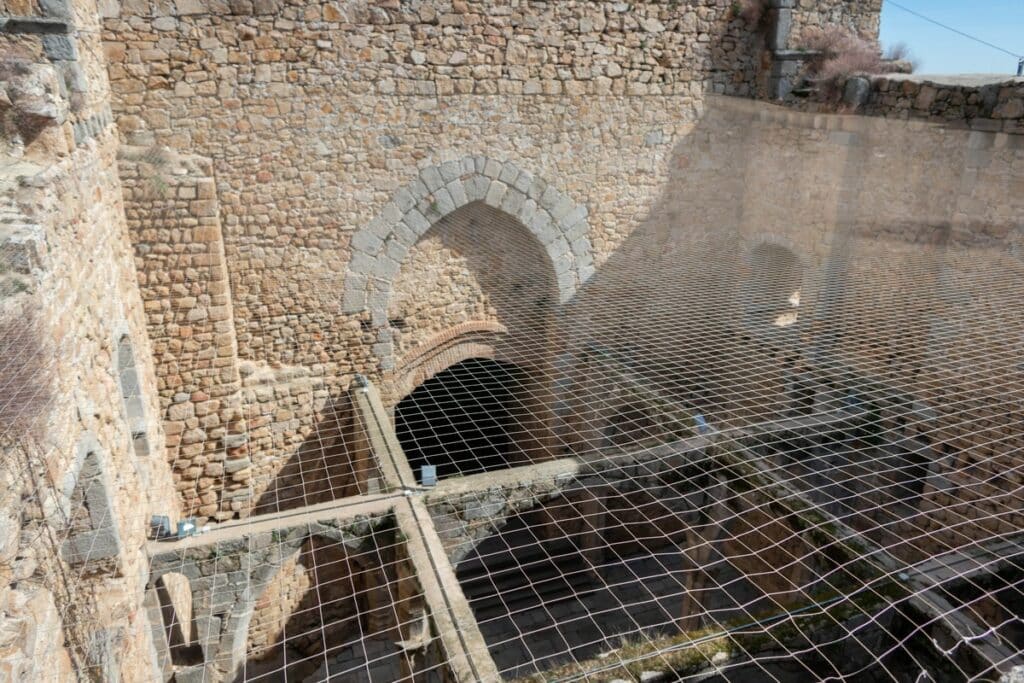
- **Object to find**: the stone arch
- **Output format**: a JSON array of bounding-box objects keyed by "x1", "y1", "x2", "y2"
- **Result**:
[
  {"x1": 449, "y1": 486, "x2": 571, "y2": 566},
  {"x1": 218, "y1": 525, "x2": 397, "y2": 681},
  {"x1": 153, "y1": 572, "x2": 202, "y2": 666},
  {"x1": 341, "y1": 156, "x2": 594, "y2": 370},
  {"x1": 216, "y1": 533, "x2": 320, "y2": 680},
  {"x1": 59, "y1": 433, "x2": 123, "y2": 574},
  {"x1": 394, "y1": 357, "x2": 536, "y2": 481},
  {"x1": 389, "y1": 321, "x2": 508, "y2": 402}
]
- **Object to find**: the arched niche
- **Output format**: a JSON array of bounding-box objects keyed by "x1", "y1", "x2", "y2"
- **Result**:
[
  {"x1": 341, "y1": 156, "x2": 594, "y2": 372},
  {"x1": 154, "y1": 572, "x2": 202, "y2": 666},
  {"x1": 115, "y1": 333, "x2": 152, "y2": 458},
  {"x1": 387, "y1": 201, "x2": 559, "y2": 364},
  {"x1": 59, "y1": 433, "x2": 123, "y2": 576}
]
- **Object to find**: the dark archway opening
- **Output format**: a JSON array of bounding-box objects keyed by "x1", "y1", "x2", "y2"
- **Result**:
[{"x1": 395, "y1": 358, "x2": 527, "y2": 482}]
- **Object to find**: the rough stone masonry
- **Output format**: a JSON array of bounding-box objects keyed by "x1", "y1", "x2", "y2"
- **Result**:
[{"x1": 0, "y1": 0, "x2": 1022, "y2": 681}]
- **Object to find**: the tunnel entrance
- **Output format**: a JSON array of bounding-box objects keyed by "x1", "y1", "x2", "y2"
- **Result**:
[{"x1": 395, "y1": 358, "x2": 527, "y2": 482}]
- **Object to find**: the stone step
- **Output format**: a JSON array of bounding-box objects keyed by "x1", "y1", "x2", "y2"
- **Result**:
[{"x1": 461, "y1": 550, "x2": 599, "y2": 619}]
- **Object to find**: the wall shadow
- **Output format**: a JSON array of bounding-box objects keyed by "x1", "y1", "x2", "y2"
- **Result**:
[{"x1": 251, "y1": 394, "x2": 373, "y2": 515}]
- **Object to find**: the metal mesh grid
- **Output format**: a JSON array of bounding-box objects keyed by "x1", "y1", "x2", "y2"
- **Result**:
[{"x1": 0, "y1": 94, "x2": 1022, "y2": 683}]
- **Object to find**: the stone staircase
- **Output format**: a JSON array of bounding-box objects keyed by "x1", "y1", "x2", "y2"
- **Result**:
[{"x1": 458, "y1": 528, "x2": 599, "y2": 621}]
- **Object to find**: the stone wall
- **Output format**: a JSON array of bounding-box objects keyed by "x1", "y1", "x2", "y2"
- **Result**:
[
  {"x1": 243, "y1": 534, "x2": 398, "y2": 679},
  {"x1": 118, "y1": 146, "x2": 252, "y2": 520},
  {"x1": 534, "y1": 93, "x2": 1024, "y2": 560},
  {"x1": 787, "y1": 0, "x2": 882, "y2": 44},
  {"x1": 776, "y1": 73, "x2": 1024, "y2": 557},
  {"x1": 389, "y1": 223, "x2": 501, "y2": 361},
  {"x1": 97, "y1": 0, "x2": 753, "y2": 518},
  {"x1": 837, "y1": 74, "x2": 1024, "y2": 135},
  {"x1": 1, "y1": 0, "x2": 177, "y2": 678},
  {"x1": 146, "y1": 510, "x2": 428, "y2": 682},
  {"x1": 691, "y1": 97, "x2": 1024, "y2": 559},
  {"x1": 93, "y1": 0, "x2": 885, "y2": 521},
  {"x1": 245, "y1": 551, "x2": 310, "y2": 657},
  {"x1": 119, "y1": 146, "x2": 373, "y2": 519}
]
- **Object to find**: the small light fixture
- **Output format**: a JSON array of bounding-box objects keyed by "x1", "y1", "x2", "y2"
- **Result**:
[{"x1": 177, "y1": 518, "x2": 197, "y2": 539}]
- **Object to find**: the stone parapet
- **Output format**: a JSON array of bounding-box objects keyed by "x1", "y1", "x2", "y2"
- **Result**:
[{"x1": 800, "y1": 74, "x2": 1024, "y2": 134}]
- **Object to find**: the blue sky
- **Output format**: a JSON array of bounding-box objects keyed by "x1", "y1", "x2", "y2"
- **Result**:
[{"x1": 879, "y1": 0, "x2": 1023, "y2": 75}]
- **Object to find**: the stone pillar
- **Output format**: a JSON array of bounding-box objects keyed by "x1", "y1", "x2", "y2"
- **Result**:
[
  {"x1": 574, "y1": 489, "x2": 608, "y2": 581},
  {"x1": 508, "y1": 362, "x2": 558, "y2": 465},
  {"x1": 767, "y1": 0, "x2": 794, "y2": 52},
  {"x1": 361, "y1": 563, "x2": 398, "y2": 636},
  {"x1": 119, "y1": 148, "x2": 248, "y2": 523},
  {"x1": 680, "y1": 478, "x2": 729, "y2": 631},
  {"x1": 393, "y1": 536, "x2": 430, "y2": 681},
  {"x1": 765, "y1": 0, "x2": 800, "y2": 100},
  {"x1": 679, "y1": 527, "x2": 717, "y2": 632},
  {"x1": 564, "y1": 351, "x2": 618, "y2": 453},
  {"x1": 537, "y1": 488, "x2": 608, "y2": 583}
]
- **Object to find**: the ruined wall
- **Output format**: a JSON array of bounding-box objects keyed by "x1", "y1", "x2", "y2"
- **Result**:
[
  {"x1": 774, "y1": 74, "x2": 1024, "y2": 557},
  {"x1": 705, "y1": 98, "x2": 1024, "y2": 559},
  {"x1": 557, "y1": 92, "x2": 1023, "y2": 561},
  {"x1": 245, "y1": 551, "x2": 311, "y2": 658},
  {"x1": 145, "y1": 515, "x2": 429, "y2": 682},
  {"x1": 559, "y1": 101, "x2": 840, "y2": 432},
  {"x1": 841, "y1": 75, "x2": 1024, "y2": 135},
  {"x1": 787, "y1": 0, "x2": 882, "y2": 44},
  {"x1": 0, "y1": 0, "x2": 177, "y2": 678},
  {"x1": 243, "y1": 536, "x2": 384, "y2": 679},
  {"x1": 93, "y1": 0, "x2": 882, "y2": 521}
]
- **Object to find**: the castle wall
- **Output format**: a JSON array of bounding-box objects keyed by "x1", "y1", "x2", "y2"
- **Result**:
[
  {"x1": 0, "y1": 0, "x2": 178, "y2": 678},
  {"x1": 8, "y1": 1, "x2": 1024, "y2": 680},
  {"x1": 117, "y1": 148, "x2": 257, "y2": 519},
  {"x1": 95, "y1": 0, "x2": 881, "y2": 521},
  {"x1": 98, "y1": 0, "x2": 756, "y2": 519},
  {"x1": 851, "y1": 75, "x2": 1024, "y2": 134},
  {"x1": 667, "y1": 98, "x2": 1024, "y2": 559},
  {"x1": 778, "y1": 74, "x2": 1024, "y2": 557}
]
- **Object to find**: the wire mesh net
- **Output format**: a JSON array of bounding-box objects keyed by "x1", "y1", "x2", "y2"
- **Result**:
[{"x1": 1, "y1": 84, "x2": 1023, "y2": 683}]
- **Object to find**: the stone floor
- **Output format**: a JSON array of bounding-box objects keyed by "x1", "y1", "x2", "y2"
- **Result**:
[
  {"x1": 236, "y1": 636, "x2": 426, "y2": 682},
  {"x1": 696, "y1": 620, "x2": 968, "y2": 683},
  {"x1": 460, "y1": 530, "x2": 773, "y2": 680}
]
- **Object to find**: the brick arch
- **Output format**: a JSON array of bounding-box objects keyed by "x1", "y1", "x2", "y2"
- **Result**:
[
  {"x1": 387, "y1": 321, "x2": 508, "y2": 403},
  {"x1": 341, "y1": 156, "x2": 594, "y2": 370}
]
